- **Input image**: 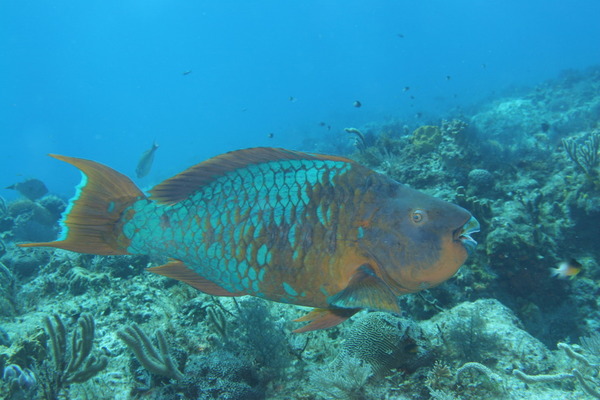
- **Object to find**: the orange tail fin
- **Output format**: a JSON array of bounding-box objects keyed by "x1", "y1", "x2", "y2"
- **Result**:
[{"x1": 18, "y1": 154, "x2": 144, "y2": 255}]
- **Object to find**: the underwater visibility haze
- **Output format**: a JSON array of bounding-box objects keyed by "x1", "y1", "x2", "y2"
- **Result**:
[{"x1": 1, "y1": 1, "x2": 600, "y2": 399}]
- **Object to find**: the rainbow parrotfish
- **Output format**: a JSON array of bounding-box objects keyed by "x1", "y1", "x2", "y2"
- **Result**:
[{"x1": 20, "y1": 148, "x2": 479, "y2": 332}]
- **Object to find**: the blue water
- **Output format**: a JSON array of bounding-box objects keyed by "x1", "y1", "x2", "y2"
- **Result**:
[{"x1": 1, "y1": 0, "x2": 599, "y2": 200}]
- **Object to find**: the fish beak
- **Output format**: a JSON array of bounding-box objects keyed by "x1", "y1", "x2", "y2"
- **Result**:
[{"x1": 454, "y1": 216, "x2": 480, "y2": 255}]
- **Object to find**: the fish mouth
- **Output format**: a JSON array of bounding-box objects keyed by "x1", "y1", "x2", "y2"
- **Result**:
[{"x1": 454, "y1": 216, "x2": 480, "y2": 255}]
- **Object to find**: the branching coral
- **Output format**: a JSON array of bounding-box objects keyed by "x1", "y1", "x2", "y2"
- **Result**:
[
  {"x1": 206, "y1": 305, "x2": 228, "y2": 339},
  {"x1": 562, "y1": 131, "x2": 599, "y2": 177},
  {"x1": 344, "y1": 127, "x2": 367, "y2": 152},
  {"x1": 513, "y1": 333, "x2": 600, "y2": 398},
  {"x1": 441, "y1": 119, "x2": 468, "y2": 137},
  {"x1": 117, "y1": 323, "x2": 184, "y2": 381},
  {"x1": 311, "y1": 356, "x2": 374, "y2": 400},
  {"x1": 455, "y1": 362, "x2": 504, "y2": 389},
  {"x1": 38, "y1": 313, "x2": 109, "y2": 399},
  {"x1": 425, "y1": 361, "x2": 505, "y2": 398}
]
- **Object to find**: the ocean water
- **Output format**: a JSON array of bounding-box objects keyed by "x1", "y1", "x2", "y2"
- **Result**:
[
  {"x1": 2, "y1": 3, "x2": 600, "y2": 399},
  {"x1": 1, "y1": 0, "x2": 599, "y2": 199}
]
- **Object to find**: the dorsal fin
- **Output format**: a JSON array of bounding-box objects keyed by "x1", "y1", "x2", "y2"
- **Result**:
[{"x1": 149, "y1": 147, "x2": 354, "y2": 204}]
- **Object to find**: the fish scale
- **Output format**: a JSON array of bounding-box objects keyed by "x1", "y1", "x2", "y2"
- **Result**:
[{"x1": 122, "y1": 158, "x2": 352, "y2": 300}]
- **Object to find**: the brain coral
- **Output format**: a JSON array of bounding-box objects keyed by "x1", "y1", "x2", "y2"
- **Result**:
[
  {"x1": 468, "y1": 168, "x2": 494, "y2": 192},
  {"x1": 333, "y1": 312, "x2": 431, "y2": 377}
]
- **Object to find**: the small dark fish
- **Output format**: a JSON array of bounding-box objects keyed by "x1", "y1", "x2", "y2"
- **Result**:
[
  {"x1": 404, "y1": 342, "x2": 419, "y2": 354},
  {"x1": 136, "y1": 142, "x2": 159, "y2": 179},
  {"x1": 267, "y1": 133, "x2": 274, "y2": 139},
  {"x1": 410, "y1": 95, "x2": 415, "y2": 100},
  {"x1": 403, "y1": 86, "x2": 410, "y2": 92},
  {"x1": 540, "y1": 121, "x2": 550, "y2": 132},
  {"x1": 182, "y1": 70, "x2": 192, "y2": 76},
  {"x1": 353, "y1": 100, "x2": 362, "y2": 108},
  {"x1": 446, "y1": 75, "x2": 451, "y2": 80},
  {"x1": 481, "y1": 63, "x2": 487, "y2": 69},
  {"x1": 289, "y1": 96, "x2": 296, "y2": 102},
  {"x1": 397, "y1": 33, "x2": 404, "y2": 38},
  {"x1": 415, "y1": 112, "x2": 422, "y2": 118},
  {"x1": 6, "y1": 178, "x2": 48, "y2": 200},
  {"x1": 318, "y1": 122, "x2": 327, "y2": 127}
]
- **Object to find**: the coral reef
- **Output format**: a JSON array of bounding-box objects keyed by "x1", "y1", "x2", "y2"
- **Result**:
[
  {"x1": 311, "y1": 356, "x2": 375, "y2": 400},
  {"x1": 182, "y1": 350, "x2": 264, "y2": 400},
  {"x1": 422, "y1": 300, "x2": 553, "y2": 372},
  {"x1": 5, "y1": 199, "x2": 62, "y2": 243},
  {"x1": 1, "y1": 66, "x2": 600, "y2": 399},
  {"x1": 411, "y1": 125, "x2": 443, "y2": 154},
  {"x1": 513, "y1": 332, "x2": 600, "y2": 398}
]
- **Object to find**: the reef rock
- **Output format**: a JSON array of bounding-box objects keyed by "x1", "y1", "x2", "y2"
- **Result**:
[{"x1": 421, "y1": 299, "x2": 552, "y2": 374}]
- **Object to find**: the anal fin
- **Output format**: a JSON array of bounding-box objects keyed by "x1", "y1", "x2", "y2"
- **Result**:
[
  {"x1": 293, "y1": 308, "x2": 359, "y2": 333},
  {"x1": 148, "y1": 260, "x2": 245, "y2": 297}
]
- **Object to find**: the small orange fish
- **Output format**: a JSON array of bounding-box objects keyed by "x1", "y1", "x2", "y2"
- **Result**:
[
  {"x1": 20, "y1": 148, "x2": 479, "y2": 332},
  {"x1": 550, "y1": 259, "x2": 582, "y2": 279}
]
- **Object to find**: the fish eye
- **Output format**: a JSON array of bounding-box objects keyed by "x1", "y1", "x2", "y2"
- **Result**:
[{"x1": 411, "y1": 209, "x2": 425, "y2": 224}]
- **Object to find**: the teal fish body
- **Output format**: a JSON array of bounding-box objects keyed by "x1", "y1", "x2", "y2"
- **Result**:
[{"x1": 122, "y1": 155, "x2": 359, "y2": 307}]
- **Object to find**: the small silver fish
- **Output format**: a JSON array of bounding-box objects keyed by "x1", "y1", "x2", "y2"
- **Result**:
[{"x1": 136, "y1": 142, "x2": 159, "y2": 179}]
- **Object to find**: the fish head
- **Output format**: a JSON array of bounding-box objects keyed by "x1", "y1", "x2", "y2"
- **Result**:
[{"x1": 364, "y1": 184, "x2": 479, "y2": 294}]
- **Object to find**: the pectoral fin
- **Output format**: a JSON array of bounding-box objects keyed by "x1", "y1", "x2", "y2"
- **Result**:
[
  {"x1": 293, "y1": 307, "x2": 359, "y2": 333},
  {"x1": 148, "y1": 260, "x2": 245, "y2": 297},
  {"x1": 328, "y1": 264, "x2": 401, "y2": 313}
]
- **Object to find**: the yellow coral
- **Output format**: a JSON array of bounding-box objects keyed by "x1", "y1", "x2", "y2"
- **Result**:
[{"x1": 411, "y1": 125, "x2": 442, "y2": 153}]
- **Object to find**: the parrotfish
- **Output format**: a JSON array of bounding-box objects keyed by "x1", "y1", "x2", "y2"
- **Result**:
[
  {"x1": 135, "y1": 141, "x2": 159, "y2": 179},
  {"x1": 20, "y1": 148, "x2": 479, "y2": 332}
]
